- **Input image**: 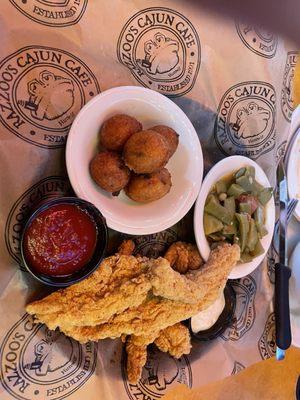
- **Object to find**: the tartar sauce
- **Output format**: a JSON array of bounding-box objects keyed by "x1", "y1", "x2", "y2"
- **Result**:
[{"x1": 191, "y1": 291, "x2": 225, "y2": 332}]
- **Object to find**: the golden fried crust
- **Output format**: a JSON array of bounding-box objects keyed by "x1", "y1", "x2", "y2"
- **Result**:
[
  {"x1": 154, "y1": 323, "x2": 191, "y2": 358},
  {"x1": 125, "y1": 168, "x2": 172, "y2": 203},
  {"x1": 151, "y1": 125, "x2": 179, "y2": 157},
  {"x1": 90, "y1": 151, "x2": 130, "y2": 193},
  {"x1": 100, "y1": 114, "x2": 142, "y2": 152},
  {"x1": 117, "y1": 240, "x2": 135, "y2": 256},
  {"x1": 164, "y1": 242, "x2": 203, "y2": 274},
  {"x1": 59, "y1": 244, "x2": 240, "y2": 343},
  {"x1": 123, "y1": 130, "x2": 170, "y2": 174},
  {"x1": 26, "y1": 255, "x2": 152, "y2": 329}
]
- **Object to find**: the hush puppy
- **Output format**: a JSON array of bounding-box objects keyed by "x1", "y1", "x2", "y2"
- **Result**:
[
  {"x1": 125, "y1": 168, "x2": 172, "y2": 203},
  {"x1": 151, "y1": 125, "x2": 179, "y2": 157},
  {"x1": 123, "y1": 130, "x2": 170, "y2": 173},
  {"x1": 100, "y1": 114, "x2": 142, "y2": 152},
  {"x1": 90, "y1": 151, "x2": 130, "y2": 194}
]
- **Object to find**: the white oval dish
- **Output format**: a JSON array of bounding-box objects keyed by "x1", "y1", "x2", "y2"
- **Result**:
[
  {"x1": 194, "y1": 156, "x2": 275, "y2": 279},
  {"x1": 287, "y1": 128, "x2": 300, "y2": 221},
  {"x1": 66, "y1": 86, "x2": 203, "y2": 235},
  {"x1": 289, "y1": 241, "x2": 300, "y2": 348}
]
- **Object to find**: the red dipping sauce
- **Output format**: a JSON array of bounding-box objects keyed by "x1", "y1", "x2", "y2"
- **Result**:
[{"x1": 23, "y1": 204, "x2": 97, "y2": 276}]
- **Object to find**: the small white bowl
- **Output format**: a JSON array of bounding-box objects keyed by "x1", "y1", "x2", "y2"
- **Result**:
[
  {"x1": 66, "y1": 86, "x2": 203, "y2": 235},
  {"x1": 194, "y1": 156, "x2": 275, "y2": 279},
  {"x1": 287, "y1": 128, "x2": 300, "y2": 221}
]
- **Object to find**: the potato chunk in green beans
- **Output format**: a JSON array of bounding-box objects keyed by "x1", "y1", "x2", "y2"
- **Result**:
[{"x1": 204, "y1": 166, "x2": 273, "y2": 263}]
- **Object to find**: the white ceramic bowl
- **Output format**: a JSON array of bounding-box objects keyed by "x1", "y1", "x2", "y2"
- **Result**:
[
  {"x1": 287, "y1": 128, "x2": 300, "y2": 221},
  {"x1": 66, "y1": 86, "x2": 203, "y2": 235},
  {"x1": 194, "y1": 156, "x2": 275, "y2": 279}
]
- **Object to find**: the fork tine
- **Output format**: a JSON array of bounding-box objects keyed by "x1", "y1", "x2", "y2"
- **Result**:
[{"x1": 287, "y1": 199, "x2": 298, "y2": 222}]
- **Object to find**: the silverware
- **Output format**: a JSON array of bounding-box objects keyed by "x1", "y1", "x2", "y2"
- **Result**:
[{"x1": 275, "y1": 160, "x2": 292, "y2": 360}]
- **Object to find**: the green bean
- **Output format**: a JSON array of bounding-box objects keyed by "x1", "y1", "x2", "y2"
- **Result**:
[
  {"x1": 208, "y1": 233, "x2": 226, "y2": 241},
  {"x1": 222, "y1": 220, "x2": 237, "y2": 235},
  {"x1": 227, "y1": 183, "x2": 246, "y2": 198},
  {"x1": 234, "y1": 167, "x2": 246, "y2": 179},
  {"x1": 236, "y1": 175, "x2": 253, "y2": 191},
  {"x1": 215, "y1": 180, "x2": 228, "y2": 194},
  {"x1": 245, "y1": 166, "x2": 255, "y2": 177},
  {"x1": 240, "y1": 252, "x2": 254, "y2": 263},
  {"x1": 224, "y1": 196, "x2": 236, "y2": 216},
  {"x1": 252, "y1": 180, "x2": 264, "y2": 195},
  {"x1": 258, "y1": 188, "x2": 273, "y2": 206},
  {"x1": 204, "y1": 196, "x2": 233, "y2": 225},
  {"x1": 254, "y1": 206, "x2": 264, "y2": 225},
  {"x1": 256, "y1": 223, "x2": 268, "y2": 238},
  {"x1": 239, "y1": 203, "x2": 251, "y2": 214},
  {"x1": 204, "y1": 213, "x2": 223, "y2": 235},
  {"x1": 247, "y1": 219, "x2": 258, "y2": 252},
  {"x1": 235, "y1": 213, "x2": 249, "y2": 252},
  {"x1": 250, "y1": 240, "x2": 265, "y2": 257}
]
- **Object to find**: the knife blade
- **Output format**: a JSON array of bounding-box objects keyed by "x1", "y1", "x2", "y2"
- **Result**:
[{"x1": 275, "y1": 160, "x2": 292, "y2": 355}]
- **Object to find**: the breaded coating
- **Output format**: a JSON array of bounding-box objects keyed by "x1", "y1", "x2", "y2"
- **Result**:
[
  {"x1": 151, "y1": 125, "x2": 179, "y2": 157},
  {"x1": 164, "y1": 241, "x2": 203, "y2": 274},
  {"x1": 154, "y1": 323, "x2": 191, "y2": 358},
  {"x1": 100, "y1": 114, "x2": 142, "y2": 152},
  {"x1": 125, "y1": 168, "x2": 172, "y2": 203},
  {"x1": 26, "y1": 255, "x2": 152, "y2": 329},
  {"x1": 59, "y1": 244, "x2": 240, "y2": 342},
  {"x1": 117, "y1": 240, "x2": 135, "y2": 255},
  {"x1": 90, "y1": 151, "x2": 130, "y2": 194},
  {"x1": 123, "y1": 130, "x2": 170, "y2": 173}
]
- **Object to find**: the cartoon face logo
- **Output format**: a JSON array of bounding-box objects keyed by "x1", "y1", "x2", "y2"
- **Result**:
[
  {"x1": 0, "y1": 314, "x2": 97, "y2": 400},
  {"x1": 9, "y1": 0, "x2": 88, "y2": 27},
  {"x1": 142, "y1": 33, "x2": 179, "y2": 75},
  {"x1": 215, "y1": 81, "x2": 276, "y2": 159},
  {"x1": 22, "y1": 70, "x2": 75, "y2": 122},
  {"x1": 230, "y1": 102, "x2": 271, "y2": 140},
  {"x1": 118, "y1": 8, "x2": 200, "y2": 97},
  {"x1": 122, "y1": 345, "x2": 192, "y2": 399},
  {"x1": 0, "y1": 46, "x2": 99, "y2": 148},
  {"x1": 24, "y1": 330, "x2": 71, "y2": 376},
  {"x1": 141, "y1": 352, "x2": 178, "y2": 390}
]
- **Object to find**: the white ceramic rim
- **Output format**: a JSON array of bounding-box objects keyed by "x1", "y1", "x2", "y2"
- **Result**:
[
  {"x1": 287, "y1": 128, "x2": 300, "y2": 221},
  {"x1": 66, "y1": 86, "x2": 203, "y2": 234},
  {"x1": 193, "y1": 155, "x2": 275, "y2": 279}
]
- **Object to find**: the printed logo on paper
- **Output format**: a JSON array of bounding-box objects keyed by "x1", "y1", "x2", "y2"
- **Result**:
[
  {"x1": 122, "y1": 345, "x2": 192, "y2": 399},
  {"x1": 133, "y1": 229, "x2": 178, "y2": 258},
  {"x1": 258, "y1": 312, "x2": 276, "y2": 359},
  {"x1": 9, "y1": 0, "x2": 87, "y2": 27},
  {"x1": 5, "y1": 176, "x2": 72, "y2": 267},
  {"x1": 215, "y1": 81, "x2": 276, "y2": 160},
  {"x1": 0, "y1": 314, "x2": 97, "y2": 400},
  {"x1": 281, "y1": 52, "x2": 298, "y2": 122},
  {"x1": 117, "y1": 7, "x2": 201, "y2": 97},
  {"x1": 0, "y1": 45, "x2": 100, "y2": 148},
  {"x1": 236, "y1": 22, "x2": 278, "y2": 58},
  {"x1": 276, "y1": 140, "x2": 287, "y2": 163},
  {"x1": 231, "y1": 361, "x2": 245, "y2": 375},
  {"x1": 221, "y1": 276, "x2": 256, "y2": 341}
]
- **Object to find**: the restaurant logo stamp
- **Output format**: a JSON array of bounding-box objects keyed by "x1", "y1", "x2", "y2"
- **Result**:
[
  {"x1": 0, "y1": 45, "x2": 100, "y2": 148},
  {"x1": 236, "y1": 22, "x2": 278, "y2": 58},
  {"x1": 133, "y1": 229, "x2": 178, "y2": 258},
  {"x1": 117, "y1": 7, "x2": 201, "y2": 97},
  {"x1": 9, "y1": 0, "x2": 87, "y2": 27},
  {"x1": 231, "y1": 361, "x2": 245, "y2": 375},
  {"x1": 5, "y1": 176, "x2": 72, "y2": 267},
  {"x1": 281, "y1": 52, "x2": 298, "y2": 122},
  {"x1": 215, "y1": 81, "x2": 276, "y2": 160},
  {"x1": 221, "y1": 276, "x2": 256, "y2": 341},
  {"x1": 0, "y1": 314, "x2": 97, "y2": 400},
  {"x1": 258, "y1": 313, "x2": 276, "y2": 359},
  {"x1": 122, "y1": 346, "x2": 192, "y2": 400}
]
